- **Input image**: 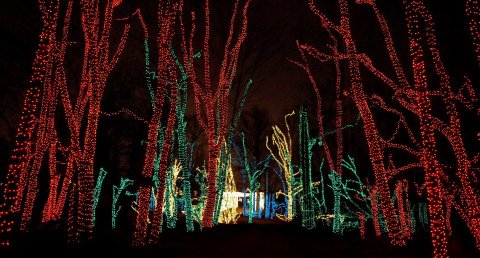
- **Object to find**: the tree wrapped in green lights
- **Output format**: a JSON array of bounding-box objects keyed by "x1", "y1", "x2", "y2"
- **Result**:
[
  {"x1": 92, "y1": 168, "x2": 108, "y2": 227},
  {"x1": 298, "y1": 107, "x2": 321, "y2": 229},
  {"x1": 240, "y1": 132, "x2": 270, "y2": 223},
  {"x1": 112, "y1": 177, "x2": 135, "y2": 229},
  {"x1": 327, "y1": 156, "x2": 371, "y2": 234}
]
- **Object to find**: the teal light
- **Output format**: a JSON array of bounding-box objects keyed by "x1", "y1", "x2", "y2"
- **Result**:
[
  {"x1": 112, "y1": 177, "x2": 134, "y2": 229},
  {"x1": 92, "y1": 168, "x2": 107, "y2": 227}
]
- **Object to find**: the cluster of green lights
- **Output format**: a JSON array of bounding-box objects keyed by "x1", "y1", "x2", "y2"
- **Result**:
[
  {"x1": 171, "y1": 46, "x2": 194, "y2": 232},
  {"x1": 92, "y1": 168, "x2": 107, "y2": 226},
  {"x1": 298, "y1": 107, "x2": 317, "y2": 229},
  {"x1": 112, "y1": 177, "x2": 135, "y2": 229},
  {"x1": 241, "y1": 132, "x2": 269, "y2": 223}
]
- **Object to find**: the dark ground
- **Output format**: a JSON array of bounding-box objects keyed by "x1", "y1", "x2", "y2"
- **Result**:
[{"x1": 1, "y1": 217, "x2": 479, "y2": 258}]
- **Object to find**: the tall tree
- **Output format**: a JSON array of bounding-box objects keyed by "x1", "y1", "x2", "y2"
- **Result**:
[{"x1": 178, "y1": 0, "x2": 252, "y2": 228}]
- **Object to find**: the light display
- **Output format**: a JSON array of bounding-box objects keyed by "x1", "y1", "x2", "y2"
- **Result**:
[
  {"x1": 213, "y1": 79, "x2": 252, "y2": 225},
  {"x1": 395, "y1": 181, "x2": 412, "y2": 240},
  {"x1": 92, "y1": 168, "x2": 108, "y2": 226},
  {"x1": 370, "y1": 187, "x2": 382, "y2": 237},
  {"x1": 9, "y1": 0, "x2": 131, "y2": 243},
  {"x1": 405, "y1": 2, "x2": 448, "y2": 256},
  {"x1": 193, "y1": 164, "x2": 208, "y2": 229},
  {"x1": 326, "y1": 156, "x2": 373, "y2": 236},
  {"x1": 0, "y1": 0, "x2": 133, "y2": 244},
  {"x1": 312, "y1": 0, "x2": 404, "y2": 245},
  {"x1": 133, "y1": 0, "x2": 179, "y2": 246},
  {"x1": 67, "y1": 181, "x2": 78, "y2": 244},
  {"x1": 112, "y1": 177, "x2": 134, "y2": 229},
  {"x1": 413, "y1": 1, "x2": 480, "y2": 250},
  {"x1": 18, "y1": 0, "x2": 66, "y2": 232},
  {"x1": 241, "y1": 133, "x2": 269, "y2": 223},
  {"x1": 330, "y1": 171, "x2": 343, "y2": 234},
  {"x1": 296, "y1": 0, "x2": 478, "y2": 252},
  {"x1": 41, "y1": 140, "x2": 61, "y2": 223},
  {"x1": 74, "y1": 0, "x2": 131, "y2": 241},
  {"x1": 171, "y1": 45, "x2": 195, "y2": 232},
  {"x1": 213, "y1": 142, "x2": 231, "y2": 225},
  {"x1": 266, "y1": 111, "x2": 297, "y2": 221},
  {"x1": 298, "y1": 108, "x2": 317, "y2": 229},
  {"x1": 466, "y1": 0, "x2": 480, "y2": 65},
  {"x1": 358, "y1": 212, "x2": 366, "y2": 239},
  {"x1": 178, "y1": 0, "x2": 252, "y2": 228},
  {"x1": 217, "y1": 155, "x2": 240, "y2": 224},
  {"x1": 165, "y1": 159, "x2": 182, "y2": 229},
  {"x1": 0, "y1": 1, "x2": 478, "y2": 257}
]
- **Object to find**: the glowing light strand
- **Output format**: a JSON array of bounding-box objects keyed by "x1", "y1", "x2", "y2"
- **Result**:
[{"x1": 179, "y1": 0, "x2": 252, "y2": 227}]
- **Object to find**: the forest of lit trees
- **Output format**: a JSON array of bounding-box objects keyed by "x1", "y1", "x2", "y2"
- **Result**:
[{"x1": 0, "y1": 0, "x2": 479, "y2": 257}]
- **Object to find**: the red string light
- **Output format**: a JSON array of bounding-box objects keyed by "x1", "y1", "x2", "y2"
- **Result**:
[
  {"x1": 0, "y1": 0, "x2": 132, "y2": 244},
  {"x1": 177, "y1": 0, "x2": 251, "y2": 228},
  {"x1": 404, "y1": 3, "x2": 448, "y2": 255},
  {"x1": 358, "y1": 212, "x2": 366, "y2": 239},
  {"x1": 466, "y1": 0, "x2": 480, "y2": 65},
  {"x1": 408, "y1": 0, "x2": 480, "y2": 251},
  {"x1": 133, "y1": 1, "x2": 179, "y2": 246},
  {"x1": 395, "y1": 181, "x2": 411, "y2": 240},
  {"x1": 370, "y1": 187, "x2": 382, "y2": 237}
]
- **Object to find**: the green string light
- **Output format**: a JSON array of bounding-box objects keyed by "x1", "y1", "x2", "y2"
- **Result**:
[
  {"x1": 171, "y1": 46, "x2": 194, "y2": 232},
  {"x1": 298, "y1": 107, "x2": 316, "y2": 229},
  {"x1": 112, "y1": 177, "x2": 134, "y2": 229},
  {"x1": 92, "y1": 168, "x2": 108, "y2": 227}
]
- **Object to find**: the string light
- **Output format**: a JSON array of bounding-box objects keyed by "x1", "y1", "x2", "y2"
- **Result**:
[
  {"x1": 413, "y1": 0, "x2": 480, "y2": 249},
  {"x1": 298, "y1": 108, "x2": 316, "y2": 229},
  {"x1": 266, "y1": 111, "x2": 297, "y2": 221},
  {"x1": 92, "y1": 168, "x2": 108, "y2": 227},
  {"x1": 370, "y1": 187, "x2": 381, "y2": 237},
  {"x1": 466, "y1": 0, "x2": 480, "y2": 65},
  {"x1": 171, "y1": 46, "x2": 195, "y2": 232},
  {"x1": 19, "y1": 0, "x2": 62, "y2": 232},
  {"x1": 41, "y1": 139, "x2": 61, "y2": 223},
  {"x1": 241, "y1": 133, "x2": 269, "y2": 223},
  {"x1": 178, "y1": 0, "x2": 252, "y2": 228},
  {"x1": 213, "y1": 79, "x2": 252, "y2": 225},
  {"x1": 405, "y1": 2, "x2": 447, "y2": 255},
  {"x1": 112, "y1": 177, "x2": 134, "y2": 229},
  {"x1": 395, "y1": 181, "x2": 411, "y2": 240},
  {"x1": 0, "y1": 0, "x2": 477, "y2": 255},
  {"x1": 358, "y1": 212, "x2": 366, "y2": 239},
  {"x1": 1, "y1": 0, "x2": 132, "y2": 244},
  {"x1": 133, "y1": 0, "x2": 179, "y2": 246},
  {"x1": 218, "y1": 156, "x2": 240, "y2": 224}
]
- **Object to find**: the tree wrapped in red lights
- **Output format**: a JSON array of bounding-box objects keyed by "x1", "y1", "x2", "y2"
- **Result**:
[
  {"x1": 404, "y1": 1, "x2": 480, "y2": 254},
  {"x1": 67, "y1": 0, "x2": 131, "y2": 242},
  {"x1": 0, "y1": 0, "x2": 57, "y2": 244},
  {"x1": 296, "y1": 0, "x2": 480, "y2": 255},
  {"x1": 133, "y1": 0, "x2": 181, "y2": 246},
  {"x1": 0, "y1": 0, "x2": 131, "y2": 244},
  {"x1": 177, "y1": 0, "x2": 252, "y2": 228},
  {"x1": 294, "y1": 0, "x2": 406, "y2": 245}
]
